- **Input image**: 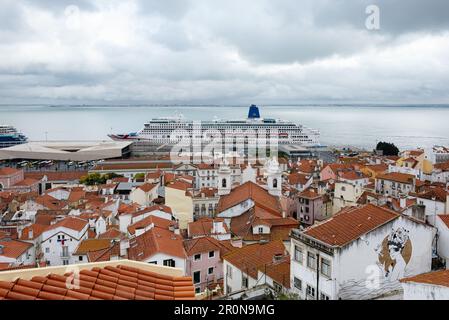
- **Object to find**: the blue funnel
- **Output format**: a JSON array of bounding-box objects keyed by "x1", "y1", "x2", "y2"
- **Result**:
[{"x1": 248, "y1": 104, "x2": 260, "y2": 119}]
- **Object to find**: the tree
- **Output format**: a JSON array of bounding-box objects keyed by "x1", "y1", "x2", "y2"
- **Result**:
[
  {"x1": 79, "y1": 173, "x2": 123, "y2": 185},
  {"x1": 134, "y1": 173, "x2": 145, "y2": 181},
  {"x1": 376, "y1": 141, "x2": 399, "y2": 156}
]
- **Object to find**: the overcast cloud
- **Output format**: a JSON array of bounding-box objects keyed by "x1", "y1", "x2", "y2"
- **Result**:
[{"x1": 1, "y1": 0, "x2": 449, "y2": 104}]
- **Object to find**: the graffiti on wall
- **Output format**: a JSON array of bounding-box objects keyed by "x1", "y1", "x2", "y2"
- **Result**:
[{"x1": 376, "y1": 227, "x2": 412, "y2": 281}]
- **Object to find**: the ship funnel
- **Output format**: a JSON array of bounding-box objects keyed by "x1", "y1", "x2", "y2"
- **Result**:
[{"x1": 248, "y1": 104, "x2": 261, "y2": 119}]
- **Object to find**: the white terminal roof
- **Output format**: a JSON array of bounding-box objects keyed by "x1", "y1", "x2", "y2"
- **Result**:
[{"x1": 0, "y1": 141, "x2": 132, "y2": 161}]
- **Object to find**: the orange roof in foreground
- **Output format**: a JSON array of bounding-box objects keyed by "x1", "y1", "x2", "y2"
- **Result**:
[
  {"x1": 303, "y1": 204, "x2": 399, "y2": 247},
  {"x1": 400, "y1": 269, "x2": 449, "y2": 288},
  {"x1": 0, "y1": 264, "x2": 194, "y2": 300}
]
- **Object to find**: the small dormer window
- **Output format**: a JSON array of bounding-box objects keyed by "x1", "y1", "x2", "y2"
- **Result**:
[
  {"x1": 273, "y1": 178, "x2": 278, "y2": 188},
  {"x1": 222, "y1": 178, "x2": 227, "y2": 188}
]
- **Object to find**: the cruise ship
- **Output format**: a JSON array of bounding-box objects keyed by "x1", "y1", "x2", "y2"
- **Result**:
[
  {"x1": 108, "y1": 105, "x2": 320, "y2": 146},
  {"x1": 0, "y1": 125, "x2": 28, "y2": 148}
]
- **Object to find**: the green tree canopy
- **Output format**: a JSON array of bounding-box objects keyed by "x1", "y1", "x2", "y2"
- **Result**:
[{"x1": 376, "y1": 141, "x2": 399, "y2": 156}]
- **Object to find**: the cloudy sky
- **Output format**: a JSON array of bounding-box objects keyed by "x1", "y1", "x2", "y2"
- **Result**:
[{"x1": 1, "y1": 0, "x2": 449, "y2": 105}]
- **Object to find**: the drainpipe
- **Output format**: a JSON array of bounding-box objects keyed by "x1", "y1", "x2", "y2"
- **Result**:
[{"x1": 316, "y1": 253, "x2": 320, "y2": 300}]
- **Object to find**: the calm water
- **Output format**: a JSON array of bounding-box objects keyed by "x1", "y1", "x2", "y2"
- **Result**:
[{"x1": 1, "y1": 105, "x2": 448, "y2": 150}]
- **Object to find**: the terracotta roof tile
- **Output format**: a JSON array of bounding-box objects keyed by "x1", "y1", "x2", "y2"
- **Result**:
[
  {"x1": 136, "y1": 183, "x2": 158, "y2": 193},
  {"x1": 24, "y1": 171, "x2": 87, "y2": 181},
  {"x1": 183, "y1": 236, "x2": 231, "y2": 256},
  {"x1": 223, "y1": 241, "x2": 287, "y2": 278},
  {"x1": 0, "y1": 264, "x2": 194, "y2": 300},
  {"x1": 400, "y1": 269, "x2": 449, "y2": 288},
  {"x1": 376, "y1": 172, "x2": 415, "y2": 184},
  {"x1": 0, "y1": 168, "x2": 21, "y2": 176},
  {"x1": 303, "y1": 204, "x2": 399, "y2": 247},
  {"x1": 438, "y1": 215, "x2": 449, "y2": 229},
  {"x1": 0, "y1": 240, "x2": 32, "y2": 259},
  {"x1": 45, "y1": 217, "x2": 88, "y2": 233},
  {"x1": 127, "y1": 215, "x2": 175, "y2": 235},
  {"x1": 19, "y1": 224, "x2": 48, "y2": 240},
  {"x1": 128, "y1": 228, "x2": 186, "y2": 260},
  {"x1": 217, "y1": 181, "x2": 281, "y2": 214},
  {"x1": 187, "y1": 218, "x2": 228, "y2": 237}
]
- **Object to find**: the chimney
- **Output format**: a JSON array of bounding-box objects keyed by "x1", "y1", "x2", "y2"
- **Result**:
[
  {"x1": 135, "y1": 227, "x2": 145, "y2": 237},
  {"x1": 0, "y1": 245, "x2": 3, "y2": 255},
  {"x1": 29, "y1": 228, "x2": 33, "y2": 239},
  {"x1": 400, "y1": 196, "x2": 407, "y2": 209},
  {"x1": 231, "y1": 237, "x2": 243, "y2": 248}
]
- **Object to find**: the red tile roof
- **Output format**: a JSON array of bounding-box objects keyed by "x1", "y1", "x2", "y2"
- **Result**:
[
  {"x1": 298, "y1": 188, "x2": 322, "y2": 200},
  {"x1": 303, "y1": 204, "x2": 399, "y2": 247},
  {"x1": 73, "y1": 239, "x2": 114, "y2": 255},
  {"x1": 438, "y1": 215, "x2": 449, "y2": 229},
  {"x1": 376, "y1": 172, "x2": 415, "y2": 184},
  {"x1": 0, "y1": 168, "x2": 21, "y2": 176},
  {"x1": 187, "y1": 218, "x2": 228, "y2": 237},
  {"x1": 97, "y1": 227, "x2": 126, "y2": 240},
  {"x1": 24, "y1": 171, "x2": 87, "y2": 181},
  {"x1": 259, "y1": 259, "x2": 290, "y2": 288},
  {"x1": 183, "y1": 237, "x2": 230, "y2": 256},
  {"x1": 128, "y1": 228, "x2": 186, "y2": 260},
  {"x1": 19, "y1": 224, "x2": 49, "y2": 241},
  {"x1": 217, "y1": 181, "x2": 281, "y2": 215},
  {"x1": 223, "y1": 241, "x2": 287, "y2": 279},
  {"x1": 0, "y1": 264, "x2": 195, "y2": 300},
  {"x1": 45, "y1": 217, "x2": 88, "y2": 233},
  {"x1": 12, "y1": 178, "x2": 39, "y2": 187},
  {"x1": 400, "y1": 269, "x2": 449, "y2": 288},
  {"x1": 288, "y1": 172, "x2": 310, "y2": 185},
  {"x1": 137, "y1": 183, "x2": 158, "y2": 193},
  {"x1": 127, "y1": 215, "x2": 176, "y2": 235},
  {"x1": 0, "y1": 240, "x2": 32, "y2": 259}
]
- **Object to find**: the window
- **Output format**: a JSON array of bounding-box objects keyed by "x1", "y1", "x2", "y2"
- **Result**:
[
  {"x1": 227, "y1": 265, "x2": 233, "y2": 279},
  {"x1": 258, "y1": 227, "x2": 263, "y2": 234},
  {"x1": 294, "y1": 246, "x2": 303, "y2": 264},
  {"x1": 78, "y1": 256, "x2": 83, "y2": 261},
  {"x1": 148, "y1": 261, "x2": 157, "y2": 264},
  {"x1": 193, "y1": 271, "x2": 201, "y2": 284},
  {"x1": 222, "y1": 178, "x2": 227, "y2": 188},
  {"x1": 306, "y1": 285, "x2": 315, "y2": 298},
  {"x1": 163, "y1": 259, "x2": 175, "y2": 267},
  {"x1": 194, "y1": 254, "x2": 201, "y2": 261},
  {"x1": 341, "y1": 186, "x2": 346, "y2": 191},
  {"x1": 273, "y1": 178, "x2": 278, "y2": 188},
  {"x1": 208, "y1": 251, "x2": 215, "y2": 258},
  {"x1": 307, "y1": 252, "x2": 316, "y2": 269},
  {"x1": 195, "y1": 287, "x2": 201, "y2": 294},
  {"x1": 208, "y1": 267, "x2": 214, "y2": 275},
  {"x1": 320, "y1": 292, "x2": 330, "y2": 300},
  {"x1": 63, "y1": 260, "x2": 69, "y2": 266},
  {"x1": 242, "y1": 275, "x2": 248, "y2": 288},
  {"x1": 321, "y1": 258, "x2": 331, "y2": 277},
  {"x1": 45, "y1": 247, "x2": 50, "y2": 253},
  {"x1": 294, "y1": 277, "x2": 302, "y2": 291}
]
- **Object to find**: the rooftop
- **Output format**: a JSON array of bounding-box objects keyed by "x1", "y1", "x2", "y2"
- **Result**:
[
  {"x1": 302, "y1": 204, "x2": 399, "y2": 247},
  {"x1": 223, "y1": 240, "x2": 287, "y2": 279},
  {"x1": 0, "y1": 260, "x2": 194, "y2": 300},
  {"x1": 400, "y1": 269, "x2": 449, "y2": 288}
]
